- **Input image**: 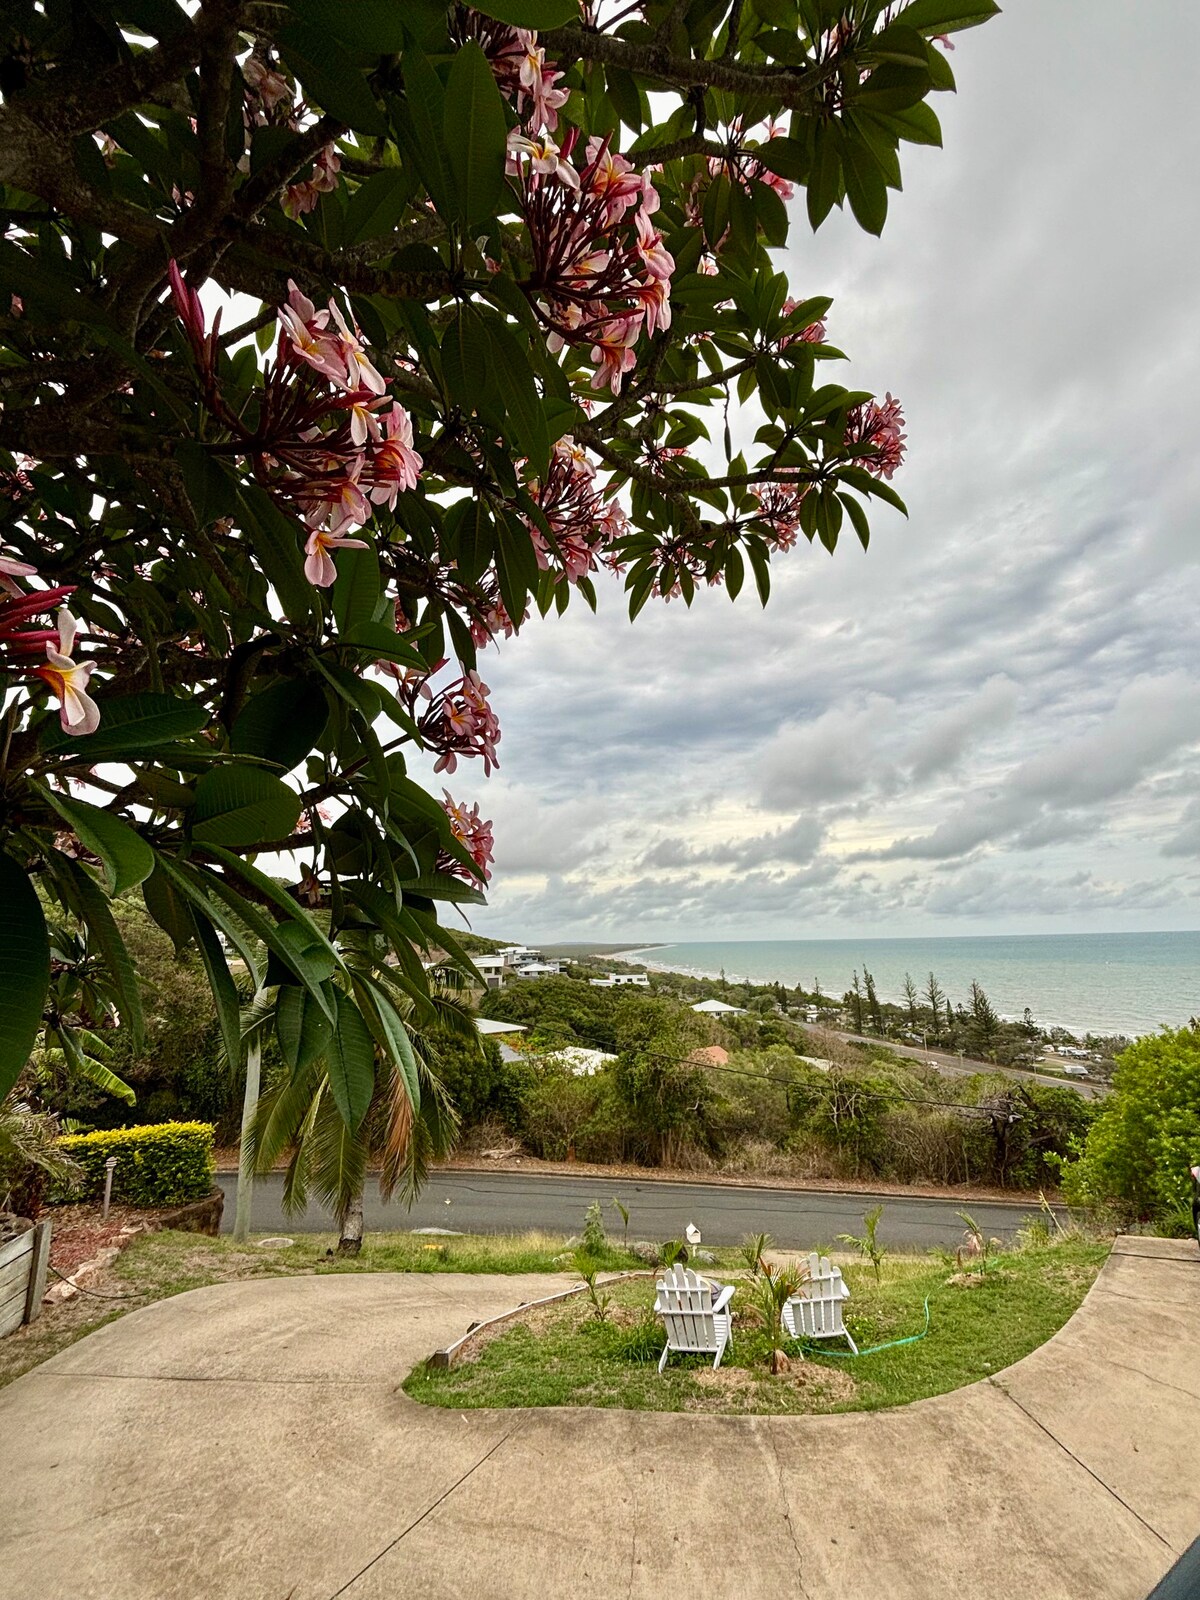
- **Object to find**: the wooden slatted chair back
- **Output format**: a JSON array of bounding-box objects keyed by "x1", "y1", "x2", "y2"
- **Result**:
[{"x1": 655, "y1": 1264, "x2": 715, "y2": 1351}]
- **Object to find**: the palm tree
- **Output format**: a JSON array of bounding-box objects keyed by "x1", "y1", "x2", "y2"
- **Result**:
[{"x1": 248, "y1": 942, "x2": 465, "y2": 1252}]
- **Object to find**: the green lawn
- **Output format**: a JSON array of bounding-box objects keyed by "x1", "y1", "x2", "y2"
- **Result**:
[{"x1": 404, "y1": 1238, "x2": 1108, "y2": 1417}]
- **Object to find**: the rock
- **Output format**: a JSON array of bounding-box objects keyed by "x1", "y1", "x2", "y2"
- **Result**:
[
  {"x1": 411, "y1": 1227, "x2": 463, "y2": 1237},
  {"x1": 629, "y1": 1241, "x2": 660, "y2": 1265},
  {"x1": 257, "y1": 1236, "x2": 294, "y2": 1249},
  {"x1": 770, "y1": 1348, "x2": 795, "y2": 1375},
  {"x1": 690, "y1": 1248, "x2": 716, "y2": 1265},
  {"x1": 562, "y1": 1235, "x2": 581, "y2": 1250}
]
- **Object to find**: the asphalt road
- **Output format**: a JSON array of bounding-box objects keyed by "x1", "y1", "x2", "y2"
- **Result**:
[
  {"x1": 832, "y1": 1031, "x2": 1109, "y2": 1100},
  {"x1": 217, "y1": 1169, "x2": 1052, "y2": 1251}
]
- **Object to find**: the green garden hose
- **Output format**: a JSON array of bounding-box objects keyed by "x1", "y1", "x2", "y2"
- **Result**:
[{"x1": 813, "y1": 1296, "x2": 932, "y2": 1358}]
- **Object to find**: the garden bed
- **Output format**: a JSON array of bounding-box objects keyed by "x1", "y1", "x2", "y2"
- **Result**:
[{"x1": 403, "y1": 1238, "x2": 1108, "y2": 1417}]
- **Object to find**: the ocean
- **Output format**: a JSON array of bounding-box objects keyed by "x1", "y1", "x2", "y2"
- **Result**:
[{"x1": 627, "y1": 932, "x2": 1200, "y2": 1038}]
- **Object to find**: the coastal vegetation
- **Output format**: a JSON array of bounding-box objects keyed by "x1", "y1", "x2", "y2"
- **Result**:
[
  {"x1": 1059, "y1": 1024, "x2": 1200, "y2": 1233},
  {"x1": 474, "y1": 975, "x2": 1096, "y2": 1189}
]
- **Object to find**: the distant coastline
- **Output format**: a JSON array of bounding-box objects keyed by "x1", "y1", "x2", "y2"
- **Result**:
[{"x1": 567, "y1": 932, "x2": 1199, "y2": 1039}]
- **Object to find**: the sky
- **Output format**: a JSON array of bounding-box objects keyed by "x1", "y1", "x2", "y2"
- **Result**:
[{"x1": 430, "y1": 0, "x2": 1200, "y2": 944}]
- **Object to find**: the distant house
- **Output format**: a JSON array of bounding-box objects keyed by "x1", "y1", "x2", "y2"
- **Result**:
[
  {"x1": 687, "y1": 1045, "x2": 729, "y2": 1067},
  {"x1": 796, "y1": 1054, "x2": 833, "y2": 1073},
  {"x1": 511, "y1": 960, "x2": 561, "y2": 979},
  {"x1": 537, "y1": 1046, "x2": 616, "y2": 1077},
  {"x1": 473, "y1": 954, "x2": 508, "y2": 990},
  {"x1": 589, "y1": 972, "x2": 650, "y2": 988},
  {"x1": 498, "y1": 945, "x2": 542, "y2": 967},
  {"x1": 691, "y1": 999, "x2": 745, "y2": 1016},
  {"x1": 804, "y1": 1008, "x2": 822, "y2": 1024},
  {"x1": 1060, "y1": 1062, "x2": 1090, "y2": 1078}
]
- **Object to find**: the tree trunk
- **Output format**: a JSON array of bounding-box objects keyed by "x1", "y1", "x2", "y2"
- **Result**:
[
  {"x1": 232, "y1": 1020, "x2": 262, "y2": 1245},
  {"x1": 338, "y1": 1189, "x2": 364, "y2": 1255}
]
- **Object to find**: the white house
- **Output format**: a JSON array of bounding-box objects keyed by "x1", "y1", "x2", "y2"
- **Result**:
[
  {"x1": 538, "y1": 1046, "x2": 616, "y2": 1077},
  {"x1": 498, "y1": 945, "x2": 542, "y2": 967},
  {"x1": 691, "y1": 999, "x2": 745, "y2": 1016},
  {"x1": 589, "y1": 972, "x2": 650, "y2": 988},
  {"x1": 512, "y1": 960, "x2": 561, "y2": 979},
  {"x1": 473, "y1": 954, "x2": 508, "y2": 990},
  {"x1": 1060, "y1": 1062, "x2": 1090, "y2": 1078}
]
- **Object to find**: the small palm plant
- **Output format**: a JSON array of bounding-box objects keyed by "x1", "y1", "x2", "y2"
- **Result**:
[
  {"x1": 575, "y1": 1256, "x2": 612, "y2": 1322},
  {"x1": 740, "y1": 1231, "x2": 772, "y2": 1276},
  {"x1": 839, "y1": 1203, "x2": 888, "y2": 1283},
  {"x1": 611, "y1": 1196, "x2": 630, "y2": 1252},
  {"x1": 754, "y1": 1260, "x2": 805, "y2": 1360},
  {"x1": 956, "y1": 1210, "x2": 1001, "y2": 1277},
  {"x1": 0, "y1": 1094, "x2": 81, "y2": 1216}
]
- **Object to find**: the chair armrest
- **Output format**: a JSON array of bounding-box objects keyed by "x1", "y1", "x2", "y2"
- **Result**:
[{"x1": 712, "y1": 1284, "x2": 736, "y2": 1314}]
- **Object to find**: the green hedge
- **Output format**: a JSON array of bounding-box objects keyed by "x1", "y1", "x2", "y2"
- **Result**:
[{"x1": 57, "y1": 1122, "x2": 215, "y2": 1207}]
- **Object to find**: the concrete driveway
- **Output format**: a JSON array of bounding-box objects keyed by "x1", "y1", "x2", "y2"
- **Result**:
[{"x1": 1, "y1": 1238, "x2": 1197, "y2": 1599}]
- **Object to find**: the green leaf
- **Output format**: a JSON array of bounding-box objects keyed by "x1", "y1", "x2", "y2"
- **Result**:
[
  {"x1": 276, "y1": 983, "x2": 335, "y2": 1073},
  {"x1": 332, "y1": 544, "x2": 382, "y2": 634},
  {"x1": 142, "y1": 864, "x2": 194, "y2": 954},
  {"x1": 839, "y1": 490, "x2": 872, "y2": 551},
  {"x1": 192, "y1": 768, "x2": 302, "y2": 847},
  {"x1": 444, "y1": 41, "x2": 509, "y2": 227},
  {"x1": 200, "y1": 845, "x2": 345, "y2": 985},
  {"x1": 807, "y1": 124, "x2": 842, "y2": 231},
  {"x1": 399, "y1": 48, "x2": 453, "y2": 215},
  {"x1": 277, "y1": 22, "x2": 387, "y2": 135},
  {"x1": 447, "y1": 496, "x2": 495, "y2": 586},
  {"x1": 343, "y1": 168, "x2": 417, "y2": 243},
  {"x1": 494, "y1": 511, "x2": 540, "y2": 626},
  {"x1": 842, "y1": 137, "x2": 888, "y2": 235},
  {"x1": 352, "y1": 974, "x2": 420, "y2": 1112},
  {"x1": 41, "y1": 692, "x2": 207, "y2": 758},
  {"x1": 483, "y1": 319, "x2": 551, "y2": 472},
  {"x1": 326, "y1": 991, "x2": 376, "y2": 1133},
  {"x1": 190, "y1": 909, "x2": 243, "y2": 1072},
  {"x1": 469, "y1": 0, "x2": 578, "y2": 23},
  {"x1": 724, "y1": 545, "x2": 745, "y2": 600},
  {"x1": 151, "y1": 856, "x2": 263, "y2": 991},
  {"x1": 176, "y1": 442, "x2": 239, "y2": 527},
  {"x1": 0, "y1": 853, "x2": 50, "y2": 1099},
  {"x1": 61, "y1": 858, "x2": 146, "y2": 1050},
  {"x1": 262, "y1": 919, "x2": 339, "y2": 990},
  {"x1": 286, "y1": 0, "x2": 409, "y2": 52},
  {"x1": 231, "y1": 679, "x2": 330, "y2": 773},
  {"x1": 40, "y1": 791, "x2": 154, "y2": 896},
  {"x1": 892, "y1": 0, "x2": 1000, "y2": 32},
  {"x1": 237, "y1": 484, "x2": 319, "y2": 628},
  {"x1": 339, "y1": 621, "x2": 426, "y2": 667}
]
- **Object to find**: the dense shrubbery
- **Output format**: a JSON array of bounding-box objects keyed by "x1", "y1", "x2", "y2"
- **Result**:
[
  {"x1": 1060, "y1": 1026, "x2": 1200, "y2": 1226},
  {"x1": 57, "y1": 1122, "x2": 215, "y2": 1207},
  {"x1": 466, "y1": 977, "x2": 1095, "y2": 1188}
]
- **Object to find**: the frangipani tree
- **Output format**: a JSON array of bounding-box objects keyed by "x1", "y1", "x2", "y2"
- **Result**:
[{"x1": 0, "y1": 0, "x2": 996, "y2": 1205}]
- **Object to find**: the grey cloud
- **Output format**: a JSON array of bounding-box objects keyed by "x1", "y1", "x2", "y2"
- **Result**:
[{"x1": 904, "y1": 676, "x2": 1018, "y2": 782}]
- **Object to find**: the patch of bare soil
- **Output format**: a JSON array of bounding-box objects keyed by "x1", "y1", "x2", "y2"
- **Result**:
[
  {"x1": 691, "y1": 1365, "x2": 758, "y2": 1395},
  {"x1": 779, "y1": 1362, "x2": 858, "y2": 1402},
  {"x1": 46, "y1": 1204, "x2": 153, "y2": 1276},
  {"x1": 946, "y1": 1272, "x2": 986, "y2": 1288}
]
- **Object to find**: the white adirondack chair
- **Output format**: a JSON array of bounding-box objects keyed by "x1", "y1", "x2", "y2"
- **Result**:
[
  {"x1": 653, "y1": 1264, "x2": 735, "y2": 1372},
  {"x1": 781, "y1": 1252, "x2": 858, "y2": 1353}
]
